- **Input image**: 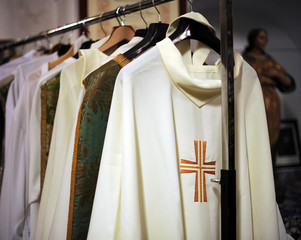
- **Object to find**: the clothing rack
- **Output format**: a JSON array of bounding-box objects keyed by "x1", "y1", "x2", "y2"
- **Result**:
[
  {"x1": 0, "y1": 0, "x2": 173, "y2": 52},
  {"x1": 1, "y1": 0, "x2": 236, "y2": 238}
]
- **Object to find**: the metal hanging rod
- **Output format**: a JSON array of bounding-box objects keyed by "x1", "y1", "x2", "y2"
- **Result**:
[{"x1": 0, "y1": 0, "x2": 174, "y2": 51}]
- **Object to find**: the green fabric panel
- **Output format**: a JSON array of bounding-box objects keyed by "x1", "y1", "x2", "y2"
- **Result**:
[
  {"x1": 40, "y1": 73, "x2": 60, "y2": 192},
  {"x1": 0, "y1": 80, "x2": 13, "y2": 101},
  {"x1": 71, "y1": 59, "x2": 123, "y2": 240}
]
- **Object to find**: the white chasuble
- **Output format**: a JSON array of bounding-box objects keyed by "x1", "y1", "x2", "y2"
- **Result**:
[
  {"x1": 48, "y1": 36, "x2": 142, "y2": 240},
  {"x1": 87, "y1": 24, "x2": 287, "y2": 240}
]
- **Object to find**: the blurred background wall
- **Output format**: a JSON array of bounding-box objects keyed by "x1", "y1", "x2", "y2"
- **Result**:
[{"x1": 193, "y1": 0, "x2": 301, "y2": 143}]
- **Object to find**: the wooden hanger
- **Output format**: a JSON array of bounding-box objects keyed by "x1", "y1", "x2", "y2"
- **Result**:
[
  {"x1": 48, "y1": 44, "x2": 74, "y2": 70},
  {"x1": 98, "y1": 6, "x2": 135, "y2": 52},
  {"x1": 48, "y1": 34, "x2": 88, "y2": 70},
  {"x1": 98, "y1": 25, "x2": 135, "y2": 52}
]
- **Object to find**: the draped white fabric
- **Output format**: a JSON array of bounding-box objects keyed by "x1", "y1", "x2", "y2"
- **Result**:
[{"x1": 88, "y1": 35, "x2": 287, "y2": 240}]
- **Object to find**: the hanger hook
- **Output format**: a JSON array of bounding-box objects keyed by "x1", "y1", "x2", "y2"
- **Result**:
[
  {"x1": 187, "y1": 0, "x2": 193, "y2": 12},
  {"x1": 140, "y1": 1, "x2": 148, "y2": 28},
  {"x1": 44, "y1": 34, "x2": 52, "y2": 49},
  {"x1": 99, "y1": 13, "x2": 107, "y2": 36},
  {"x1": 116, "y1": 6, "x2": 126, "y2": 26},
  {"x1": 82, "y1": 21, "x2": 89, "y2": 36},
  {"x1": 120, "y1": 6, "x2": 126, "y2": 26},
  {"x1": 67, "y1": 31, "x2": 73, "y2": 45},
  {"x1": 59, "y1": 33, "x2": 64, "y2": 43},
  {"x1": 115, "y1": 7, "x2": 121, "y2": 26},
  {"x1": 152, "y1": 0, "x2": 161, "y2": 23},
  {"x1": 21, "y1": 42, "x2": 25, "y2": 54}
]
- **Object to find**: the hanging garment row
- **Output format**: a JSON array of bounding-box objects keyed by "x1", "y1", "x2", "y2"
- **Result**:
[{"x1": 0, "y1": 6, "x2": 288, "y2": 240}]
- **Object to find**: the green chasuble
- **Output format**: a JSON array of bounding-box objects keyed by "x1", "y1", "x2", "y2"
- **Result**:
[
  {"x1": 40, "y1": 73, "x2": 60, "y2": 193},
  {"x1": 67, "y1": 54, "x2": 130, "y2": 240}
]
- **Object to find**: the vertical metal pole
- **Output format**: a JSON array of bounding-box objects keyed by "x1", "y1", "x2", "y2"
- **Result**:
[{"x1": 219, "y1": 0, "x2": 236, "y2": 239}]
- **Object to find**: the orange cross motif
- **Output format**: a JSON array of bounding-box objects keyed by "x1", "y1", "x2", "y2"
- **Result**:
[{"x1": 180, "y1": 141, "x2": 216, "y2": 202}]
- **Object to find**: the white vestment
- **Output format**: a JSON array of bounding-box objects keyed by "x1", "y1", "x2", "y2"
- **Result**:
[
  {"x1": 48, "y1": 36, "x2": 143, "y2": 240},
  {"x1": 0, "y1": 53, "x2": 57, "y2": 240},
  {"x1": 0, "y1": 49, "x2": 39, "y2": 80},
  {"x1": 4, "y1": 53, "x2": 58, "y2": 151},
  {"x1": 87, "y1": 34, "x2": 287, "y2": 240}
]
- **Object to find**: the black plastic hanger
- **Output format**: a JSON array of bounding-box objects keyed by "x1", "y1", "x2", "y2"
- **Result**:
[
  {"x1": 49, "y1": 43, "x2": 71, "y2": 56},
  {"x1": 133, "y1": 2, "x2": 149, "y2": 38},
  {"x1": 123, "y1": 0, "x2": 169, "y2": 60},
  {"x1": 134, "y1": 29, "x2": 147, "y2": 38},
  {"x1": 73, "y1": 40, "x2": 96, "y2": 59},
  {"x1": 169, "y1": 18, "x2": 220, "y2": 55},
  {"x1": 123, "y1": 23, "x2": 168, "y2": 60}
]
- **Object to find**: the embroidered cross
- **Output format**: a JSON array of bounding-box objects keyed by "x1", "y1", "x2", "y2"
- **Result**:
[{"x1": 180, "y1": 141, "x2": 216, "y2": 202}]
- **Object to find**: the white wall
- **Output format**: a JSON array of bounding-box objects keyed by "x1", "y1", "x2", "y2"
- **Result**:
[
  {"x1": 0, "y1": 0, "x2": 13, "y2": 38},
  {"x1": 0, "y1": 0, "x2": 79, "y2": 54}
]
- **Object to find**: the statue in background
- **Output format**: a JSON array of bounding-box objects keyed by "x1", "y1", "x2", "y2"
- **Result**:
[{"x1": 243, "y1": 28, "x2": 296, "y2": 164}]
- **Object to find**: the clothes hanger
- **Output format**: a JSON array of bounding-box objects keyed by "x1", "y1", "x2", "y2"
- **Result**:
[
  {"x1": 35, "y1": 34, "x2": 53, "y2": 55},
  {"x1": 168, "y1": 1, "x2": 220, "y2": 55},
  {"x1": 123, "y1": 0, "x2": 169, "y2": 61},
  {"x1": 100, "y1": 21, "x2": 107, "y2": 37},
  {"x1": 98, "y1": 7, "x2": 135, "y2": 52},
  {"x1": 48, "y1": 44, "x2": 74, "y2": 70},
  {"x1": 48, "y1": 32, "x2": 73, "y2": 69},
  {"x1": 73, "y1": 38, "x2": 96, "y2": 59},
  {"x1": 169, "y1": 18, "x2": 220, "y2": 55},
  {"x1": 50, "y1": 43, "x2": 72, "y2": 56},
  {"x1": 79, "y1": 22, "x2": 95, "y2": 48},
  {"x1": 72, "y1": 24, "x2": 96, "y2": 58},
  {"x1": 99, "y1": 12, "x2": 107, "y2": 37},
  {"x1": 49, "y1": 33, "x2": 72, "y2": 56},
  {"x1": 134, "y1": 1, "x2": 148, "y2": 38},
  {"x1": 48, "y1": 34, "x2": 88, "y2": 70}
]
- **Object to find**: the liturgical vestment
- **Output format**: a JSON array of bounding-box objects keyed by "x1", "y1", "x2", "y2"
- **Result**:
[
  {"x1": 87, "y1": 33, "x2": 287, "y2": 240},
  {"x1": 48, "y1": 37, "x2": 141, "y2": 240},
  {"x1": 0, "y1": 53, "x2": 57, "y2": 240}
]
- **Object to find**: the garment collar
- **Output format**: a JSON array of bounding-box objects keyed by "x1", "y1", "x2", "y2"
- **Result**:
[
  {"x1": 166, "y1": 11, "x2": 216, "y2": 37},
  {"x1": 159, "y1": 12, "x2": 243, "y2": 108},
  {"x1": 157, "y1": 37, "x2": 222, "y2": 108}
]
